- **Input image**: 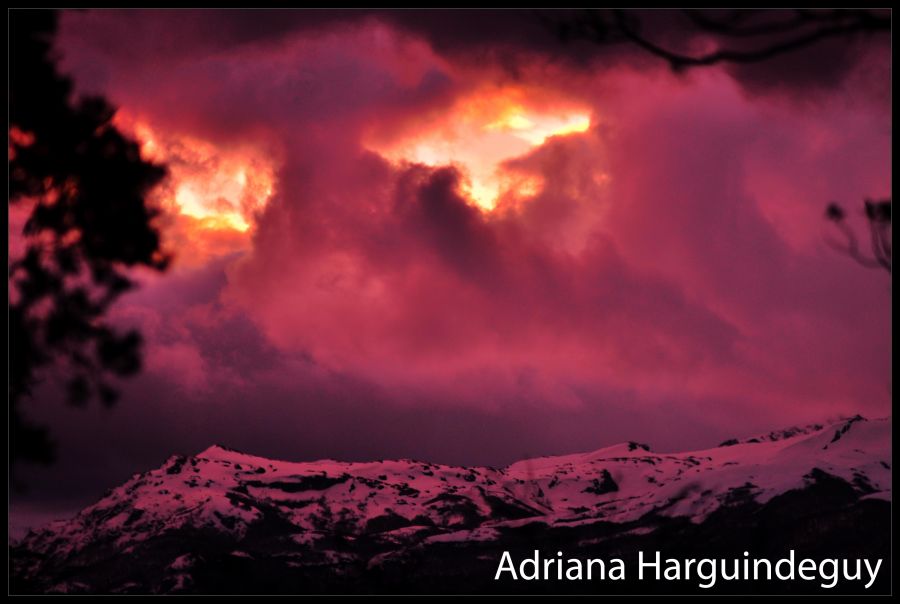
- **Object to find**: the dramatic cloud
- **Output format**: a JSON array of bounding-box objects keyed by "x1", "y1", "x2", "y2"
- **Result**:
[{"x1": 11, "y1": 10, "x2": 890, "y2": 519}]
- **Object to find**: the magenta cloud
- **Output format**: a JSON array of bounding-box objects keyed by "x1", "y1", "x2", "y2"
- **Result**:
[{"x1": 25, "y1": 10, "x2": 889, "y2": 493}]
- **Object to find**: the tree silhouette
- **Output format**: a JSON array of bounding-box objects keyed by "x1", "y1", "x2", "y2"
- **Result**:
[
  {"x1": 9, "y1": 10, "x2": 170, "y2": 466},
  {"x1": 825, "y1": 200, "x2": 891, "y2": 274}
]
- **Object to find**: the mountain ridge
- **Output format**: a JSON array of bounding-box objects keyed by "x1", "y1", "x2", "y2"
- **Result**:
[{"x1": 11, "y1": 414, "x2": 891, "y2": 594}]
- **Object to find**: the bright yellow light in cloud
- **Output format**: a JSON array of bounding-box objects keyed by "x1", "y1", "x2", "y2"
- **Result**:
[
  {"x1": 174, "y1": 184, "x2": 251, "y2": 232},
  {"x1": 115, "y1": 115, "x2": 278, "y2": 263},
  {"x1": 126, "y1": 121, "x2": 275, "y2": 234},
  {"x1": 368, "y1": 88, "x2": 592, "y2": 211},
  {"x1": 487, "y1": 108, "x2": 591, "y2": 146}
]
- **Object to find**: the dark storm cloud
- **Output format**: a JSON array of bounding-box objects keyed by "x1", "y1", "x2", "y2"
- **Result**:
[
  {"x1": 58, "y1": 9, "x2": 889, "y2": 100},
  {"x1": 397, "y1": 166, "x2": 501, "y2": 281}
]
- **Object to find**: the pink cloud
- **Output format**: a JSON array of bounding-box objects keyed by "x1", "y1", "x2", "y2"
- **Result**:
[{"x1": 41, "y1": 10, "x2": 890, "y2": 464}]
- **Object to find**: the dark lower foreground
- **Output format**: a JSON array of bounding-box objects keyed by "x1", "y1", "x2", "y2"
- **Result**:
[{"x1": 12, "y1": 477, "x2": 890, "y2": 594}]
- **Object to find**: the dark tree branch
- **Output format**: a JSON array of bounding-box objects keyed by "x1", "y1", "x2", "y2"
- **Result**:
[
  {"x1": 825, "y1": 200, "x2": 891, "y2": 274},
  {"x1": 611, "y1": 9, "x2": 889, "y2": 71},
  {"x1": 681, "y1": 9, "x2": 816, "y2": 38},
  {"x1": 551, "y1": 9, "x2": 889, "y2": 72}
]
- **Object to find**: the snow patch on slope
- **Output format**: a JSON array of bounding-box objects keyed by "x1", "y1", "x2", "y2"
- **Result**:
[{"x1": 17, "y1": 416, "x2": 890, "y2": 568}]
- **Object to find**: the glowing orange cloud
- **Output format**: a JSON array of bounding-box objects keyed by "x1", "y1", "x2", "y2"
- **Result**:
[
  {"x1": 115, "y1": 114, "x2": 278, "y2": 265},
  {"x1": 366, "y1": 86, "x2": 592, "y2": 210}
]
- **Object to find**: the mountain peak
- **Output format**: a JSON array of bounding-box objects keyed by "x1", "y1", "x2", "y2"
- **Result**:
[
  {"x1": 196, "y1": 444, "x2": 237, "y2": 458},
  {"x1": 195, "y1": 444, "x2": 269, "y2": 464}
]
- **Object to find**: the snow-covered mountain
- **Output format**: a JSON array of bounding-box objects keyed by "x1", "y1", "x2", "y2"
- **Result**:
[{"x1": 11, "y1": 415, "x2": 891, "y2": 594}]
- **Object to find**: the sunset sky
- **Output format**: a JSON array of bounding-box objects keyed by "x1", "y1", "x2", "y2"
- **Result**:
[{"x1": 11, "y1": 10, "x2": 891, "y2": 526}]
